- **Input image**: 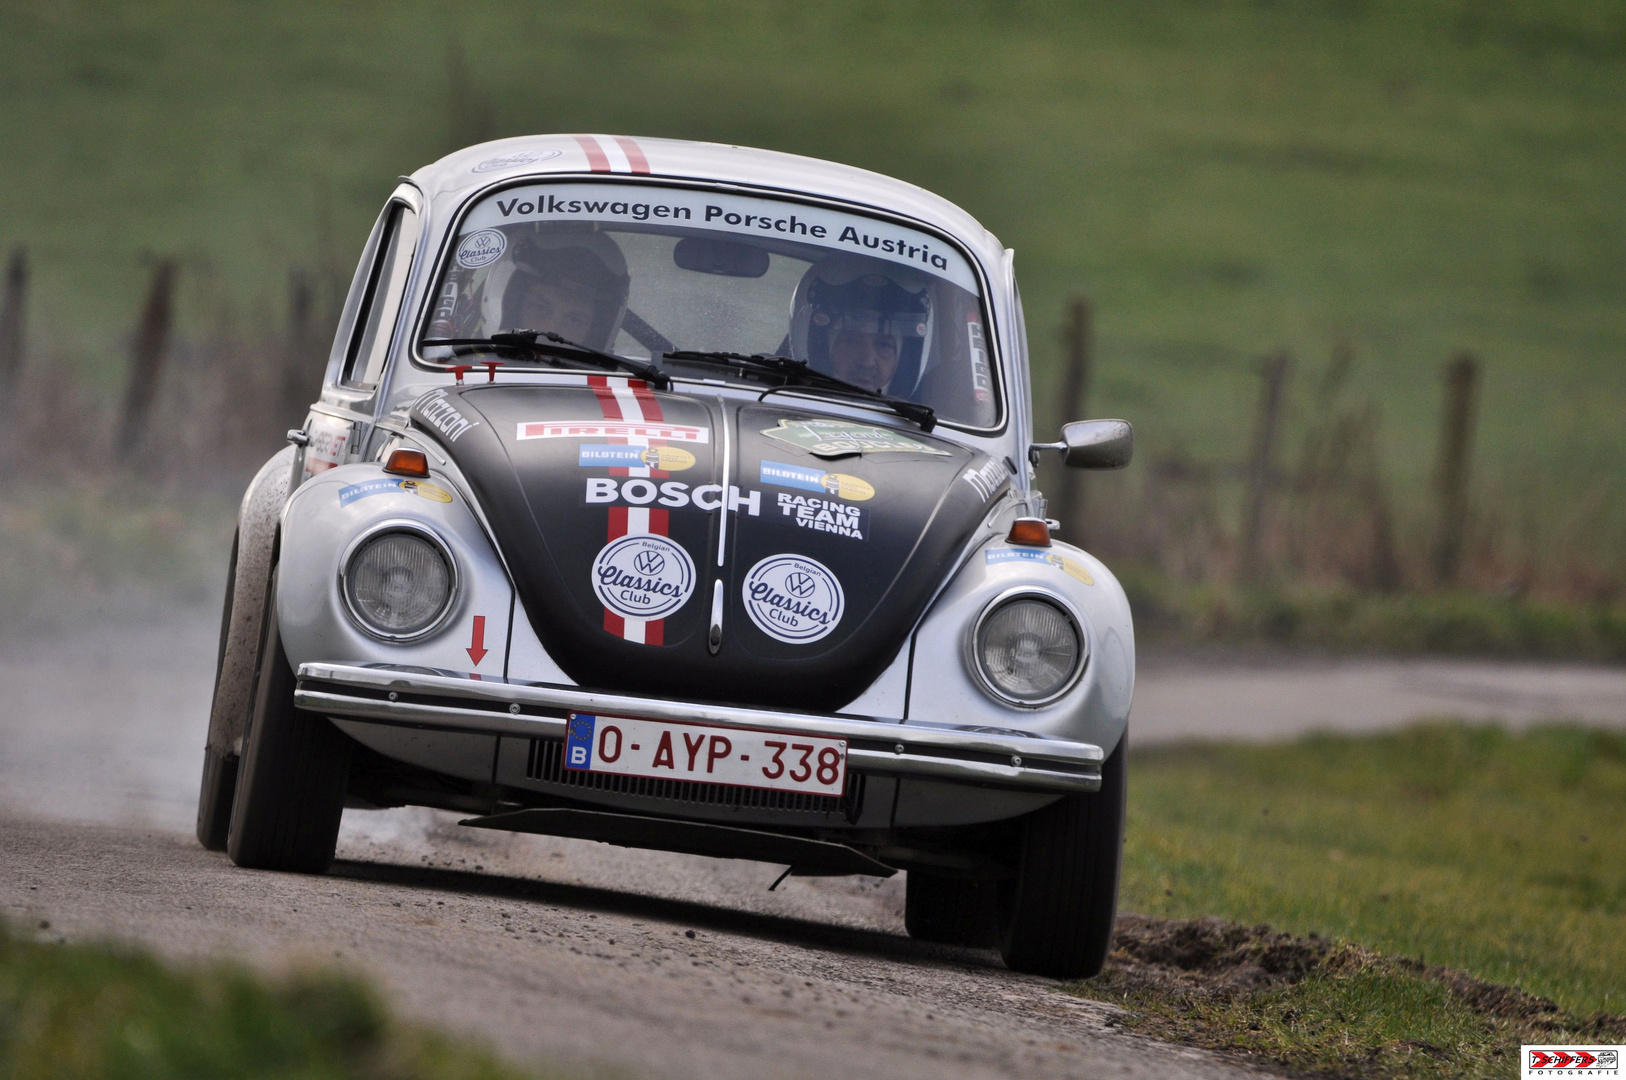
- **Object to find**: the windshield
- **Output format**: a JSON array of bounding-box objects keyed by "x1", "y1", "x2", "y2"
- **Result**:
[{"x1": 419, "y1": 182, "x2": 999, "y2": 427}]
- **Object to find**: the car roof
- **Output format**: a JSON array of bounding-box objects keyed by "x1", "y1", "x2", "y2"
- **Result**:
[{"x1": 409, "y1": 134, "x2": 1007, "y2": 269}]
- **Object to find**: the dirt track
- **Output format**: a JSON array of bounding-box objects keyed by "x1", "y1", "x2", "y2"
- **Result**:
[{"x1": 2, "y1": 603, "x2": 1622, "y2": 1078}]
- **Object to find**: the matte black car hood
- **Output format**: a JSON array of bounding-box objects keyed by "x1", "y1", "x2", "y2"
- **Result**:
[{"x1": 410, "y1": 380, "x2": 1009, "y2": 711}]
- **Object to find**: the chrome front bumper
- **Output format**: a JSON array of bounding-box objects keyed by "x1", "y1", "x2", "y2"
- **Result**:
[{"x1": 295, "y1": 663, "x2": 1104, "y2": 794}]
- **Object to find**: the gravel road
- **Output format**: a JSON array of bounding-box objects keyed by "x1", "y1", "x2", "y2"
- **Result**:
[{"x1": 2, "y1": 602, "x2": 1622, "y2": 1078}]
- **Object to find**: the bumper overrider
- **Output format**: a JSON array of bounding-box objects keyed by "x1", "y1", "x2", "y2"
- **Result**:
[{"x1": 294, "y1": 662, "x2": 1105, "y2": 795}]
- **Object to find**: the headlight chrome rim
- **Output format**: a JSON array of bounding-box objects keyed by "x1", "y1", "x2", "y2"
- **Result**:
[
  {"x1": 338, "y1": 519, "x2": 460, "y2": 642},
  {"x1": 966, "y1": 587, "x2": 1088, "y2": 708}
]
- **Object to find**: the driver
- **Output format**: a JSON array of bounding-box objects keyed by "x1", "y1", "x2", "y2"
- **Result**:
[
  {"x1": 788, "y1": 255, "x2": 931, "y2": 394},
  {"x1": 481, "y1": 226, "x2": 630, "y2": 351}
]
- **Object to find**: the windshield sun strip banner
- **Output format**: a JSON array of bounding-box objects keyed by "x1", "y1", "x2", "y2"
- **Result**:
[{"x1": 456, "y1": 182, "x2": 981, "y2": 294}]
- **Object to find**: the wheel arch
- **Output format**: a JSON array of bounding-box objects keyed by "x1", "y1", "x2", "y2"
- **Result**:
[{"x1": 205, "y1": 445, "x2": 295, "y2": 756}]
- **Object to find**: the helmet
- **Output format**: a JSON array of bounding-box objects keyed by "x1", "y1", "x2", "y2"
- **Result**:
[
  {"x1": 788, "y1": 254, "x2": 932, "y2": 394},
  {"x1": 478, "y1": 224, "x2": 630, "y2": 351}
]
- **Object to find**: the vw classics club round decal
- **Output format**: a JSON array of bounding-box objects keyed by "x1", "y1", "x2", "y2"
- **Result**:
[
  {"x1": 591, "y1": 535, "x2": 696, "y2": 621},
  {"x1": 742, "y1": 554, "x2": 845, "y2": 644}
]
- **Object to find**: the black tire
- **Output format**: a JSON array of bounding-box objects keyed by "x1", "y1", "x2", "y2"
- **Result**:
[
  {"x1": 905, "y1": 873, "x2": 999, "y2": 947},
  {"x1": 196, "y1": 532, "x2": 240, "y2": 851},
  {"x1": 196, "y1": 747, "x2": 239, "y2": 852},
  {"x1": 227, "y1": 571, "x2": 350, "y2": 873},
  {"x1": 997, "y1": 737, "x2": 1126, "y2": 978}
]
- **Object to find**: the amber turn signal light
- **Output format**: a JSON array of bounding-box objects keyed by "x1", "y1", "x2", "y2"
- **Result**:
[
  {"x1": 382, "y1": 448, "x2": 430, "y2": 478},
  {"x1": 1006, "y1": 517, "x2": 1052, "y2": 547}
]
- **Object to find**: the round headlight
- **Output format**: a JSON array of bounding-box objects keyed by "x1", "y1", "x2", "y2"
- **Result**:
[
  {"x1": 973, "y1": 594, "x2": 1085, "y2": 705},
  {"x1": 342, "y1": 527, "x2": 455, "y2": 640}
]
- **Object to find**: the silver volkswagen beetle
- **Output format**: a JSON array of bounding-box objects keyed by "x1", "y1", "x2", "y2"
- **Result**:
[{"x1": 196, "y1": 135, "x2": 1135, "y2": 978}]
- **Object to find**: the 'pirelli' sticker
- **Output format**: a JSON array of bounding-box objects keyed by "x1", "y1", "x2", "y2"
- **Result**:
[{"x1": 518, "y1": 420, "x2": 709, "y2": 443}]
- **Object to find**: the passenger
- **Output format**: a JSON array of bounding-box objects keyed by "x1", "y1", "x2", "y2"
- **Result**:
[{"x1": 789, "y1": 255, "x2": 931, "y2": 394}]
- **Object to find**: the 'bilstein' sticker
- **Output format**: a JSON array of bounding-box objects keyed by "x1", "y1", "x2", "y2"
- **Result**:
[
  {"x1": 773, "y1": 493, "x2": 867, "y2": 540},
  {"x1": 456, "y1": 229, "x2": 507, "y2": 268},
  {"x1": 579, "y1": 444, "x2": 696, "y2": 471},
  {"x1": 760, "y1": 419, "x2": 948, "y2": 459},
  {"x1": 592, "y1": 535, "x2": 696, "y2": 622},
  {"x1": 338, "y1": 478, "x2": 454, "y2": 507},
  {"x1": 743, "y1": 554, "x2": 845, "y2": 644},
  {"x1": 518, "y1": 420, "x2": 709, "y2": 443},
  {"x1": 985, "y1": 547, "x2": 1094, "y2": 585},
  {"x1": 759, "y1": 459, "x2": 874, "y2": 501}
]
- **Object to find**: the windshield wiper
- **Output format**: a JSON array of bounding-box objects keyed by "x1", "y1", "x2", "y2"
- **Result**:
[
  {"x1": 423, "y1": 330, "x2": 670, "y2": 389},
  {"x1": 662, "y1": 350, "x2": 935, "y2": 431}
]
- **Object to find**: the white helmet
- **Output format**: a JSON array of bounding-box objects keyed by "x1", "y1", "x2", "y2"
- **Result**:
[
  {"x1": 476, "y1": 224, "x2": 630, "y2": 351},
  {"x1": 787, "y1": 253, "x2": 933, "y2": 393}
]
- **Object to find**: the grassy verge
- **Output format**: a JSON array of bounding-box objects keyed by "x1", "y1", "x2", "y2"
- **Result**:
[
  {"x1": 1069, "y1": 724, "x2": 1626, "y2": 1077},
  {"x1": 1087, "y1": 914, "x2": 1622, "y2": 1080},
  {"x1": 0, "y1": 921, "x2": 537, "y2": 1080},
  {"x1": 1123, "y1": 570, "x2": 1626, "y2": 661}
]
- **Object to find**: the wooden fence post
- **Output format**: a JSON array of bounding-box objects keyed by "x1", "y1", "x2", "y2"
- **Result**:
[
  {"x1": 1240, "y1": 350, "x2": 1292, "y2": 581},
  {"x1": 117, "y1": 259, "x2": 178, "y2": 457},
  {"x1": 282, "y1": 266, "x2": 317, "y2": 427},
  {"x1": 1050, "y1": 294, "x2": 1094, "y2": 543},
  {"x1": 1432, "y1": 352, "x2": 1480, "y2": 586},
  {"x1": 0, "y1": 247, "x2": 25, "y2": 398}
]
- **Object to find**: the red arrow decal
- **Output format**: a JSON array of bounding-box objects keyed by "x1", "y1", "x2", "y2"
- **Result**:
[{"x1": 467, "y1": 615, "x2": 488, "y2": 666}]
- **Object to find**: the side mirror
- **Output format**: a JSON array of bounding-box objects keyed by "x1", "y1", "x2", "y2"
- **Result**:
[{"x1": 1034, "y1": 419, "x2": 1133, "y2": 469}]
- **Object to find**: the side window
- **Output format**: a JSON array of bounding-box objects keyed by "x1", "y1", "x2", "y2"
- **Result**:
[{"x1": 343, "y1": 203, "x2": 421, "y2": 387}]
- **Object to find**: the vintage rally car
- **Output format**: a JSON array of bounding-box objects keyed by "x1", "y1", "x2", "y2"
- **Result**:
[{"x1": 195, "y1": 134, "x2": 1135, "y2": 978}]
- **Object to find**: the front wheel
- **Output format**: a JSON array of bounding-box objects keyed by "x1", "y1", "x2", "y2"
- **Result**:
[
  {"x1": 226, "y1": 571, "x2": 350, "y2": 873},
  {"x1": 997, "y1": 737, "x2": 1126, "y2": 978},
  {"x1": 196, "y1": 532, "x2": 241, "y2": 851}
]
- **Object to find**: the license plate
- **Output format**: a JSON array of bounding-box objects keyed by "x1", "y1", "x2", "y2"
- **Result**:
[{"x1": 563, "y1": 713, "x2": 847, "y2": 796}]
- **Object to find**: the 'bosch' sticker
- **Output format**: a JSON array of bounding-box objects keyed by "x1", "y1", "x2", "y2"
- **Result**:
[{"x1": 742, "y1": 554, "x2": 845, "y2": 644}]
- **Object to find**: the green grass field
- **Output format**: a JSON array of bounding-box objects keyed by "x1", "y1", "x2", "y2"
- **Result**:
[
  {"x1": 1118, "y1": 724, "x2": 1626, "y2": 1017},
  {"x1": 3, "y1": 0, "x2": 1624, "y2": 505},
  {"x1": 0, "y1": 923, "x2": 536, "y2": 1080}
]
